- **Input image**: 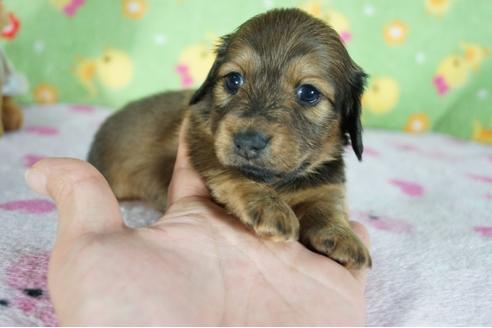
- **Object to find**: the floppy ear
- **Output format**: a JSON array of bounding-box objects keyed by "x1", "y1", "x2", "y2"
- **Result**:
[
  {"x1": 189, "y1": 34, "x2": 232, "y2": 105},
  {"x1": 339, "y1": 64, "x2": 367, "y2": 161}
]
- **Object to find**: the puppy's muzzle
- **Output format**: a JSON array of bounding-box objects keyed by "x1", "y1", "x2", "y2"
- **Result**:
[{"x1": 233, "y1": 130, "x2": 270, "y2": 160}]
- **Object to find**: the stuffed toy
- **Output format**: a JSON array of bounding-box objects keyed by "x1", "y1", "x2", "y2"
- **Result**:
[{"x1": 0, "y1": 0, "x2": 24, "y2": 137}]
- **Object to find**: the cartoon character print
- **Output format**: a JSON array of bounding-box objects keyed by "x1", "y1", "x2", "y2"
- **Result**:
[
  {"x1": 383, "y1": 20, "x2": 408, "y2": 45},
  {"x1": 433, "y1": 42, "x2": 489, "y2": 96},
  {"x1": 299, "y1": 1, "x2": 352, "y2": 43},
  {"x1": 122, "y1": 0, "x2": 147, "y2": 19},
  {"x1": 433, "y1": 55, "x2": 469, "y2": 95},
  {"x1": 33, "y1": 83, "x2": 59, "y2": 105},
  {"x1": 362, "y1": 76, "x2": 400, "y2": 114},
  {"x1": 176, "y1": 38, "x2": 216, "y2": 88},
  {"x1": 473, "y1": 120, "x2": 492, "y2": 144},
  {"x1": 49, "y1": 0, "x2": 86, "y2": 17},
  {"x1": 1, "y1": 13, "x2": 20, "y2": 40},
  {"x1": 323, "y1": 10, "x2": 351, "y2": 43},
  {"x1": 0, "y1": 1, "x2": 20, "y2": 40},
  {"x1": 405, "y1": 113, "x2": 430, "y2": 133},
  {"x1": 425, "y1": 0, "x2": 451, "y2": 16},
  {"x1": 75, "y1": 48, "x2": 134, "y2": 97},
  {"x1": 461, "y1": 42, "x2": 490, "y2": 72},
  {"x1": 1, "y1": 251, "x2": 57, "y2": 326}
]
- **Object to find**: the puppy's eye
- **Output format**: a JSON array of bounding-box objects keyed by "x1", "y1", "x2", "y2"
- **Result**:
[
  {"x1": 224, "y1": 72, "x2": 244, "y2": 94},
  {"x1": 296, "y1": 84, "x2": 321, "y2": 106}
]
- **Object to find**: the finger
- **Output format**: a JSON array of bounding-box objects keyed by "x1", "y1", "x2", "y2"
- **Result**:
[
  {"x1": 348, "y1": 220, "x2": 371, "y2": 284},
  {"x1": 25, "y1": 158, "x2": 124, "y2": 239},
  {"x1": 166, "y1": 114, "x2": 210, "y2": 207},
  {"x1": 351, "y1": 220, "x2": 370, "y2": 248}
]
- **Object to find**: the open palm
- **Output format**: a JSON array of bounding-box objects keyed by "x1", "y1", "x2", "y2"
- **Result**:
[{"x1": 26, "y1": 124, "x2": 370, "y2": 326}]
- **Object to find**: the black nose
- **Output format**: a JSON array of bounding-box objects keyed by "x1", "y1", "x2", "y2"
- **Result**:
[{"x1": 234, "y1": 131, "x2": 270, "y2": 159}]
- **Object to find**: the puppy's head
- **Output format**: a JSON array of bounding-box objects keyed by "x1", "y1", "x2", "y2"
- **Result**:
[{"x1": 190, "y1": 8, "x2": 366, "y2": 183}]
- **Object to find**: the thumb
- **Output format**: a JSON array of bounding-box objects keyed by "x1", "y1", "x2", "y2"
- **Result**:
[
  {"x1": 25, "y1": 158, "x2": 125, "y2": 239},
  {"x1": 166, "y1": 115, "x2": 210, "y2": 207},
  {"x1": 349, "y1": 220, "x2": 372, "y2": 284}
]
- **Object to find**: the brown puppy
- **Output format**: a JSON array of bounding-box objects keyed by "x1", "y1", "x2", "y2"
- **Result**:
[{"x1": 88, "y1": 8, "x2": 371, "y2": 269}]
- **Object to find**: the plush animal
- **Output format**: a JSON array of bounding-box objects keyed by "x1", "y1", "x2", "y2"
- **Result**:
[{"x1": 0, "y1": 1, "x2": 24, "y2": 137}]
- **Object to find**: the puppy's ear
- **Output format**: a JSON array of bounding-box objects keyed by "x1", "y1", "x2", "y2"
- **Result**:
[
  {"x1": 189, "y1": 34, "x2": 232, "y2": 105},
  {"x1": 339, "y1": 64, "x2": 367, "y2": 161}
]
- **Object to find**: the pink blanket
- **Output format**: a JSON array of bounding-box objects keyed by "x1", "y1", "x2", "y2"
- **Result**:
[{"x1": 0, "y1": 104, "x2": 491, "y2": 325}]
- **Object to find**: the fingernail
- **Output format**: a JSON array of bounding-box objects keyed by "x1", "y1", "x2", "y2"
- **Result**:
[{"x1": 25, "y1": 167, "x2": 47, "y2": 194}]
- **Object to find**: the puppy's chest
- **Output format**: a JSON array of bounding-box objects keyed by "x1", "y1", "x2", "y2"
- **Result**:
[
  {"x1": 276, "y1": 182, "x2": 346, "y2": 208},
  {"x1": 273, "y1": 158, "x2": 345, "y2": 191}
]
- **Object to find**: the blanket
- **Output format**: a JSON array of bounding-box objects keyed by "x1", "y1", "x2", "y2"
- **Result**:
[{"x1": 0, "y1": 104, "x2": 491, "y2": 326}]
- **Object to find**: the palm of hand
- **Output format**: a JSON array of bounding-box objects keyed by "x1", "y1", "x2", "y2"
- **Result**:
[
  {"x1": 49, "y1": 197, "x2": 366, "y2": 326},
  {"x1": 28, "y1": 121, "x2": 369, "y2": 325}
]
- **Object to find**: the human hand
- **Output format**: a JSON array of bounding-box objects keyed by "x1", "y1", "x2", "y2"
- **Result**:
[{"x1": 25, "y1": 121, "x2": 371, "y2": 326}]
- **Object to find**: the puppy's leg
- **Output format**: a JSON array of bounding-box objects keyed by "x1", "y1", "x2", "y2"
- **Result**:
[
  {"x1": 292, "y1": 185, "x2": 371, "y2": 269},
  {"x1": 88, "y1": 91, "x2": 190, "y2": 212},
  {"x1": 98, "y1": 155, "x2": 176, "y2": 213},
  {"x1": 209, "y1": 173, "x2": 299, "y2": 241},
  {"x1": 2, "y1": 96, "x2": 23, "y2": 131}
]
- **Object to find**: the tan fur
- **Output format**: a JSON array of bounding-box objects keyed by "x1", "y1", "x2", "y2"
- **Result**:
[
  {"x1": 208, "y1": 170, "x2": 299, "y2": 241},
  {"x1": 89, "y1": 9, "x2": 371, "y2": 269},
  {"x1": 285, "y1": 184, "x2": 371, "y2": 269},
  {"x1": 0, "y1": 96, "x2": 3, "y2": 136},
  {"x1": 217, "y1": 44, "x2": 261, "y2": 80},
  {"x1": 1, "y1": 96, "x2": 23, "y2": 135},
  {"x1": 88, "y1": 90, "x2": 192, "y2": 211}
]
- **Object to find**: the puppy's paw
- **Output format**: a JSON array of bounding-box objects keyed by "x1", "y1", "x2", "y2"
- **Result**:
[
  {"x1": 305, "y1": 225, "x2": 371, "y2": 269},
  {"x1": 243, "y1": 197, "x2": 299, "y2": 241}
]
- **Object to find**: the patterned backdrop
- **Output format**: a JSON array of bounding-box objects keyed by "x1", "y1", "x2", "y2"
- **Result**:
[{"x1": 2, "y1": 0, "x2": 492, "y2": 143}]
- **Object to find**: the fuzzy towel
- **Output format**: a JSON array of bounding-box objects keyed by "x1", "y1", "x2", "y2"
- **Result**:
[{"x1": 0, "y1": 104, "x2": 491, "y2": 326}]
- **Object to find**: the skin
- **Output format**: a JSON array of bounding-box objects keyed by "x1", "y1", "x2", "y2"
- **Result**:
[{"x1": 26, "y1": 120, "x2": 370, "y2": 326}]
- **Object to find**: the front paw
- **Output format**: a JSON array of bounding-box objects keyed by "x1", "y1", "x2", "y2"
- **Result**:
[
  {"x1": 304, "y1": 225, "x2": 372, "y2": 269},
  {"x1": 243, "y1": 197, "x2": 299, "y2": 242}
]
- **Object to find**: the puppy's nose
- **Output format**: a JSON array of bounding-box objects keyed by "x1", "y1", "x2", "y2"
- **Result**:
[{"x1": 234, "y1": 131, "x2": 270, "y2": 159}]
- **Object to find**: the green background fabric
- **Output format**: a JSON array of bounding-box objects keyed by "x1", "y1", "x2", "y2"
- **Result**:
[{"x1": 3, "y1": 0, "x2": 492, "y2": 143}]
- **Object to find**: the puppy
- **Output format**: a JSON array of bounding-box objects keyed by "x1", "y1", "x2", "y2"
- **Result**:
[
  {"x1": 0, "y1": 48, "x2": 23, "y2": 136},
  {"x1": 88, "y1": 8, "x2": 371, "y2": 269}
]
